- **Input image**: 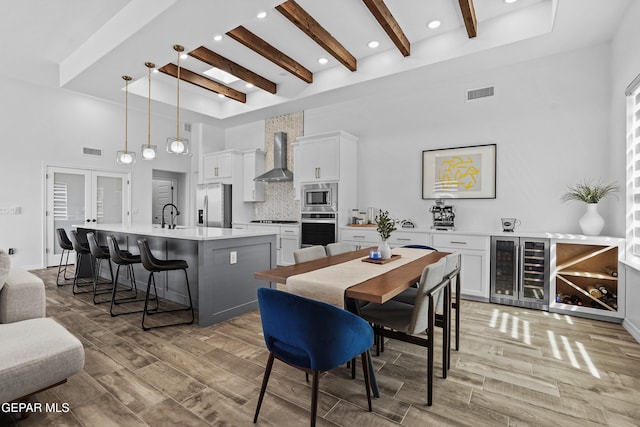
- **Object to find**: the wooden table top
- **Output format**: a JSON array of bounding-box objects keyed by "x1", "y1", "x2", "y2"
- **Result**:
[{"x1": 253, "y1": 247, "x2": 449, "y2": 304}]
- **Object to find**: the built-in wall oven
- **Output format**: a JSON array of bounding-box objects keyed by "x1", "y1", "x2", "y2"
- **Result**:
[{"x1": 300, "y1": 183, "x2": 338, "y2": 247}]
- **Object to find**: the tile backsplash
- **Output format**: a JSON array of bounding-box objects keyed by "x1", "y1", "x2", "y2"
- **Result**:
[{"x1": 253, "y1": 111, "x2": 303, "y2": 220}]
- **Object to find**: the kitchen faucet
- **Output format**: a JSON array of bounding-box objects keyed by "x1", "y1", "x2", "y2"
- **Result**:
[{"x1": 161, "y1": 203, "x2": 180, "y2": 229}]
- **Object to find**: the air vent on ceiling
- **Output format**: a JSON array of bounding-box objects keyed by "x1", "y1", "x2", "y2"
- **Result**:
[
  {"x1": 466, "y1": 86, "x2": 495, "y2": 102},
  {"x1": 82, "y1": 147, "x2": 102, "y2": 157}
]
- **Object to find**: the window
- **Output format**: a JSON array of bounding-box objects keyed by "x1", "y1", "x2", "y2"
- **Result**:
[{"x1": 626, "y1": 75, "x2": 640, "y2": 259}]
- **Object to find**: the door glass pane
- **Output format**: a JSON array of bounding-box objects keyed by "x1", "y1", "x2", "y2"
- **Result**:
[
  {"x1": 522, "y1": 241, "x2": 546, "y2": 300},
  {"x1": 53, "y1": 172, "x2": 86, "y2": 255},
  {"x1": 96, "y1": 176, "x2": 123, "y2": 224},
  {"x1": 494, "y1": 240, "x2": 516, "y2": 296}
]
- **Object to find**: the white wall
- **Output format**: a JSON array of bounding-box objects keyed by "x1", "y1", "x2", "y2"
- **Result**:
[
  {"x1": 610, "y1": 1, "x2": 640, "y2": 340},
  {"x1": 303, "y1": 44, "x2": 617, "y2": 235},
  {"x1": 0, "y1": 76, "x2": 200, "y2": 268}
]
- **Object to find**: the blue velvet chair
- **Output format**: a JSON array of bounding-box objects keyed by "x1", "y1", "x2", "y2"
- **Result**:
[{"x1": 254, "y1": 287, "x2": 374, "y2": 426}]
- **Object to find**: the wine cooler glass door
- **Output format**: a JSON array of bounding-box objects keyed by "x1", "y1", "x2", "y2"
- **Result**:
[
  {"x1": 491, "y1": 238, "x2": 519, "y2": 303},
  {"x1": 520, "y1": 239, "x2": 550, "y2": 305}
]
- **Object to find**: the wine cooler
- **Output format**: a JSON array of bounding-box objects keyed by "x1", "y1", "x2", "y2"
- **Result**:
[{"x1": 490, "y1": 236, "x2": 550, "y2": 310}]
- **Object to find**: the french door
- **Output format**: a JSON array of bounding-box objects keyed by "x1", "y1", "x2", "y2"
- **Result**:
[{"x1": 45, "y1": 167, "x2": 130, "y2": 267}]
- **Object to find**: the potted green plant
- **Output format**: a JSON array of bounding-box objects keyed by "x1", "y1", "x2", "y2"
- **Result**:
[
  {"x1": 375, "y1": 210, "x2": 399, "y2": 259},
  {"x1": 561, "y1": 180, "x2": 618, "y2": 235}
]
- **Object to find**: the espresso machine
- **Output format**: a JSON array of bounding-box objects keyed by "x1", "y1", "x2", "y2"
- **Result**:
[{"x1": 430, "y1": 199, "x2": 455, "y2": 230}]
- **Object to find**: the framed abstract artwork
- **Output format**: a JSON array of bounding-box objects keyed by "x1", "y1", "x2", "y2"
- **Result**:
[{"x1": 422, "y1": 144, "x2": 496, "y2": 199}]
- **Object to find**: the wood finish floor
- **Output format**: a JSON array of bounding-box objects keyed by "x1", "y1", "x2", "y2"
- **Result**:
[{"x1": 2, "y1": 267, "x2": 640, "y2": 426}]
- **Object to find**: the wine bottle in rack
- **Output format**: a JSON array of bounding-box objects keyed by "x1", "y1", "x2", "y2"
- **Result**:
[
  {"x1": 587, "y1": 285, "x2": 603, "y2": 298},
  {"x1": 602, "y1": 265, "x2": 618, "y2": 277},
  {"x1": 597, "y1": 285, "x2": 609, "y2": 296},
  {"x1": 571, "y1": 296, "x2": 584, "y2": 306}
]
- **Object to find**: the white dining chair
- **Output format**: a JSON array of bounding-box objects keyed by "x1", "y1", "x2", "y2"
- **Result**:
[
  {"x1": 293, "y1": 245, "x2": 327, "y2": 264},
  {"x1": 326, "y1": 242, "x2": 353, "y2": 256}
]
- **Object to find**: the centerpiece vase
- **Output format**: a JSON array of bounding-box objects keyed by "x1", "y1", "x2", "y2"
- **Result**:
[
  {"x1": 579, "y1": 203, "x2": 604, "y2": 236},
  {"x1": 378, "y1": 239, "x2": 392, "y2": 260}
]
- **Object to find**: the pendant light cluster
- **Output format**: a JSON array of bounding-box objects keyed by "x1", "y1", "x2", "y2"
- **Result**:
[{"x1": 117, "y1": 44, "x2": 189, "y2": 165}]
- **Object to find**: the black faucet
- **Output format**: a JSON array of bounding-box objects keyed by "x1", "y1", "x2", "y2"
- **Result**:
[{"x1": 161, "y1": 203, "x2": 180, "y2": 229}]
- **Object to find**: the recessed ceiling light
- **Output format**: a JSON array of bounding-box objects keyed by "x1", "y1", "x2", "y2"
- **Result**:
[
  {"x1": 218, "y1": 93, "x2": 225, "y2": 99},
  {"x1": 257, "y1": 11, "x2": 267, "y2": 19},
  {"x1": 153, "y1": 69, "x2": 159, "y2": 73},
  {"x1": 504, "y1": 0, "x2": 517, "y2": 3},
  {"x1": 180, "y1": 53, "x2": 188, "y2": 60},
  {"x1": 368, "y1": 40, "x2": 379, "y2": 49},
  {"x1": 245, "y1": 83, "x2": 254, "y2": 89},
  {"x1": 318, "y1": 57, "x2": 329, "y2": 65},
  {"x1": 427, "y1": 20, "x2": 441, "y2": 29},
  {"x1": 213, "y1": 34, "x2": 223, "y2": 42}
]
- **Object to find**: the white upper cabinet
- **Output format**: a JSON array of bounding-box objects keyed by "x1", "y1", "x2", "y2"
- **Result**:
[
  {"x1": 243, "y1": 150, "x2": 265, "y2": 202},
  {"x1": 294, "y1": 131, "x2": 357, "y2": 184},
  {"x1": 203, "y1": 150, "x2": 240, "y2": 183},
  {"x1": 295, "y1": 136, "x2": 341, "y2": 182}
]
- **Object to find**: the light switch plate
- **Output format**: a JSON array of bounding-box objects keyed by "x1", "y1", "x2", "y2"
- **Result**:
[{"x1": 230, "y1": 251, "x2": 237, "y2": 264}]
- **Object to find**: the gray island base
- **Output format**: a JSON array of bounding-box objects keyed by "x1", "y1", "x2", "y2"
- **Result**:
[{"x1": 77, "y1": 224, "x2": 277, "y2": 327}]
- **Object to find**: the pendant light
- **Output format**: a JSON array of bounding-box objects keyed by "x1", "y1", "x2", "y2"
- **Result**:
[
  {"x1": 166, "y1": 44, "x2": 190, "y2": 155},
  {"x1": 116, "y1": 75, "x2": 136, "y2": 164},
  {"x1": 141, "y1": 62, "x2": 157, "y2": 160}
]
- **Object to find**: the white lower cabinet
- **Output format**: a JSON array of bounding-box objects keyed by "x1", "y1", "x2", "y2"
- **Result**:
[
  {"x1": 244, "y1": 223, "x2": 299, "y2": 266},
  {"x1": 340, "y1": 227, "x2": 378, "y2": 250},
  {"x1": 432, "y1": 233, "x2": 490, "y2": 301},
  {"x1": 280, "y1": 226, "x2": 299, "y2": 266}
]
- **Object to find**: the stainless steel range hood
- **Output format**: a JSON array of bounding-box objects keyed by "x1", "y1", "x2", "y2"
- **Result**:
[{"x1": 254, "y1": 132, "x2": 293, "y2": 182}]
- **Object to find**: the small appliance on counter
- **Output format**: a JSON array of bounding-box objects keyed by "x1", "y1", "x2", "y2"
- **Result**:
[
  {"x1": 501, "y1": 218, "x2": 521, "y2": 232},
  {"x1": 430, "y1": 199, "x2": 455, "y2": 230}
]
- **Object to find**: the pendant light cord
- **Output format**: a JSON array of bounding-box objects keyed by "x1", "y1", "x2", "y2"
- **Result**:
[{"x1": 176, "y1": 48, "x2": 181, "y2": 140}]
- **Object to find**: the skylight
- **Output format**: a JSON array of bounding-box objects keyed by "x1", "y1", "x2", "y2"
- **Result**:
[{"x1": 203, "y1": 67, "x2": 239, "y2": 84}]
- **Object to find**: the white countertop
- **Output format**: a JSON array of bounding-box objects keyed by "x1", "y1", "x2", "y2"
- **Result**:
[
  {"x1": 76, "y1": 224, "x2": 278, "y2": 241},
  {"x1": 339, "y1": 225, "x2": 624, "y2": 242}
]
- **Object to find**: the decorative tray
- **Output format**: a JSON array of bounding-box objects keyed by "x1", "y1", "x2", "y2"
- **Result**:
[{"x1": 362, "y1": 254, "x2": 401, "y2": 264}]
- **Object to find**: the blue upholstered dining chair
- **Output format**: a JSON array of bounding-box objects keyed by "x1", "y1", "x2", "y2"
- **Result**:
[{"x1": 254, "y1": 287, "x2": 374, "y2": 427}]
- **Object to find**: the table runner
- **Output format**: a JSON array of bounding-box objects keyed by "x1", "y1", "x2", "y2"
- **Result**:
[{"x1": 285, "y1": 247, "x2": 433, "y2": 308}]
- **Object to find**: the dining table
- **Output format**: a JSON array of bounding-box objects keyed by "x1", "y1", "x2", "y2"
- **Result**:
[{"x1": 253, "y1": 246, "x2": 450, "y2": 398}]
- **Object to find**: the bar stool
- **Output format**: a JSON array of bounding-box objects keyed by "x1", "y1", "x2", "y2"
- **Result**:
[
  {"x1": 137, "y1": 238, "x2": 194, "y2": 331},
  {"x1": 68, "y1": 230, "x2": 94, "y2": 294},
  {"x1": 107, "y1": 235, "x2": 152, "y2": 317},
  {"x1": 55, "y1": 228, "x2": 74, "y2": 286},
  {"x1": 86, "y1": 232, "x2": 115, "y2": 304}
]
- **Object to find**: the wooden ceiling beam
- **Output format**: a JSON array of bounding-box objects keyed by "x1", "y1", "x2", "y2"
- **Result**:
[
  {"x1": 189, "y1": 46, "x2": 277, "y2": 94},
  {"x1": 458, "y1": 0, "x2": 478, "y2": 38},
  {"x1": 158, "y1": 63, "x2": 247, "y2": 103},
  {"x1": 227, "y1": 26, "x2": 313, "y2": 84},
  {"x1": 276, "y1": 0, "x2": 357, "y2": 72},
  {"x1": 362, "y1": 0, "x2": 410, "y2": 57}
]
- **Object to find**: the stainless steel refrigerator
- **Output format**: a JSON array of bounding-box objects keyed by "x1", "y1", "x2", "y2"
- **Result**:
[
  {"x1": 490, "y1": 236, "x2": 550, "y2": 310},
  {"x1": 196, "y1": 183, "x2": 232, "y2": 228}
]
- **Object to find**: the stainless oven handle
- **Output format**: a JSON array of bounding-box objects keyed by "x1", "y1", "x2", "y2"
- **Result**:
[{"x1": 301, "y1": 219, "x2": 337, "y2": 224}]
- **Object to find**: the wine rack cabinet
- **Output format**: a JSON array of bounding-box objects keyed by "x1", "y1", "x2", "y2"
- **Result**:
[{"x1": 550, "y1": 237, "x2": 625, "y2": 322}]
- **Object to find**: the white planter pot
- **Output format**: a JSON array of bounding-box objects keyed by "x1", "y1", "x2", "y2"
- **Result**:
[
  {"x1": 579, "y1": 203, "x2": 604, "y2": 236},
  {"x1": 378, "y1": 239, "x2": 392, "y2": 260}
]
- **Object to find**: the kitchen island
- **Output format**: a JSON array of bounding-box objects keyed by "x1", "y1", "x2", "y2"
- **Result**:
[{"x1": 76, "y1": 224, "x2": 277, "y2": 326}]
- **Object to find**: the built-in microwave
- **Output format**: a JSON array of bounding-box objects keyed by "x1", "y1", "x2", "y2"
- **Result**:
[{"x1": 301, "y1": 183, "x2": 337, "y2": 212}]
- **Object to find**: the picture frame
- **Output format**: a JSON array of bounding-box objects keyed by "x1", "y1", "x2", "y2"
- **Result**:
[{"x1": 422, "y1": 144, "x2": 496, "y2": 199}]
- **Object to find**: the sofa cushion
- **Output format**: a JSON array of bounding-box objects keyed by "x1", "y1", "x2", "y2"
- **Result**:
[
  {"x1": 0, "y1": 250, "x2": 9, "y2": 293},
  {"x1": 0, "y1": 317, "x2": 85, "y2": 403},
  {"x1": 0, "y1": 268, "x2": 46, "y2": 324}
]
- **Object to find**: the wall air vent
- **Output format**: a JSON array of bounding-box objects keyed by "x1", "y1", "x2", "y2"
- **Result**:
[
  {"x1": 184, "y1": 122, "x2": 192, "y2": 132},
  {"x1": 466, "y1": 86, "x2": 495, "y2": 102},
  {"x1": 82, "y1": 147, "x2": 103, "y2": 157}
]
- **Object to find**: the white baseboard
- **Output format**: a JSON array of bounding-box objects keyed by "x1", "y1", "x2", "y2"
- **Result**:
[{"x1": 623, "y1": 318, "x2": 640, "y2": 344}]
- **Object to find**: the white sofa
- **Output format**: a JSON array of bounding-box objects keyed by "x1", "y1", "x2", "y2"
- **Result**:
[{"x1": 0, "y1": 251, "x2": 85, "y2": 404}]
